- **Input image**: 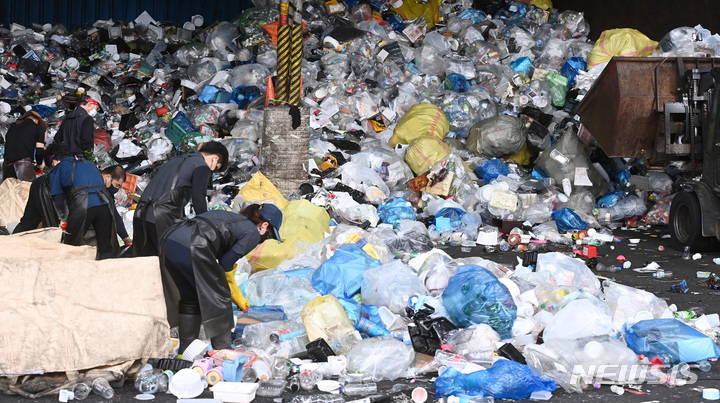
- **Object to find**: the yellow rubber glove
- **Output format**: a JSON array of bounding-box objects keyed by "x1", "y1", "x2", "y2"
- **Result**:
[{"x1": 225, "y1": 268, "x2": 250, "y2": 312}]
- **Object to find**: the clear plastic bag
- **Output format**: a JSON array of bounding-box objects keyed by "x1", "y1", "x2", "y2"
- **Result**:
[
  {"x1": 602, "y1": 280, "x2": 670, "y2": 326},
  {"x1": 242, "y1": 271, "x2": 321, "y2": 319},
  {"x1": 535, "y1": 126, "x2": 609, "y2": 197},
  {"x1": 362, "y1": 260, "x2": 428, "y2": 314},
  {"x1": 443, "y1": 324, "x2": 500, "y2": 362},
  {"x1": 525, "y1": 335, "x2": 640, "y2": 393},
  {"x1": 535, "y1": 252, "x2": 601, "y2": 296},
  {"x1": 416, "y1": 252, "x2": 459, "y2": 296},
  {"x1": 346, "y1": 337, "x2": 415, "y2": 381}
]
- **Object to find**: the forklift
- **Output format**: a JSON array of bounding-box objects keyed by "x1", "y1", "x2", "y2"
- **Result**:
[{"x1": 577, "y1": 57, "x2": 720, "y2": 251}]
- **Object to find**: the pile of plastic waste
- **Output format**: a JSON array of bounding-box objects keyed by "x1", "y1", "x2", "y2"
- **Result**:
[{"x1": 1, "y1": 0, "x2": 720, "y2": 401}]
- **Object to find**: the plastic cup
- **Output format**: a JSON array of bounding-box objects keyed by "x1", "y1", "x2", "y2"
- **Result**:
[
  {"x1": 92, "y1": 378, "x2": 115, "y2": 399},
  {"x1": 412, "y1": 387, "x2": 428, "y2": 403},
  {"x1": 76, "y1": 87, "x2": 86, "y2": 96},
  {"x1": 192, "y1": 15, "x2": 204, "y2": 27},
  {"x1": 72, "y1": 383, "x2": 91, "y2": 400}
]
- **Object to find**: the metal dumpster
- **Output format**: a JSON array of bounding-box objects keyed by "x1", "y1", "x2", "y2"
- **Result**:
[{"x1": 576, "y1": 57, "x2": 720, "y2": 160}]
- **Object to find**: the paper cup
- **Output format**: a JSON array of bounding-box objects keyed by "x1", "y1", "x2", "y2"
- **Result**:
[{"x1": 412, "y1": 387, "x2": 428, "y2": 403}]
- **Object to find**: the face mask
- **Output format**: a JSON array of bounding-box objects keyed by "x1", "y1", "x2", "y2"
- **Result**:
[
  {"x1": 88, "y1": 108, "x2": 98, "y2": 117},
  {"x1": 108, "y1": 185, "x2": 119, "y2": 195}
]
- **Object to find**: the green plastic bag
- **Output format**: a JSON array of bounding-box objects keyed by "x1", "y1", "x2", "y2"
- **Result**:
[{"x1": 546, "y1": 72, "x2": 569, "y2": 108}]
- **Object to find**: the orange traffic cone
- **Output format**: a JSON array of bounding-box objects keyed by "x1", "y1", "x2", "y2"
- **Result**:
[{"x1": 265, "y1": 76, "x2": 276, "y2": 106}]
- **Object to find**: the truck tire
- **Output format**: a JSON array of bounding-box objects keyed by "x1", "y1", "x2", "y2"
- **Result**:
[{"x1": 669, "y1": 190, "x2": 714, "y2": 252}]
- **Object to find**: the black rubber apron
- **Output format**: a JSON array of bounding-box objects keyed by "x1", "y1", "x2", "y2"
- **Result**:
[
  {"x1": 62, "y1": 160, "x2": 119, "y2": 259},
  {"x1": 160, "y1": 215, "x2": 247, "y2": 338},
  {"x1": 134, "y1": 155, "x2": 192, "y2": 256}
]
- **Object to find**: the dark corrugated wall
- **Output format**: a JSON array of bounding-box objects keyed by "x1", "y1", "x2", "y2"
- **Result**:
[
  {"x1": 545, "y1": 0, "x2": 720, "y2": 41},
  {"x1": 1, "y1": 0, "x2": 253, "y2": 29}
]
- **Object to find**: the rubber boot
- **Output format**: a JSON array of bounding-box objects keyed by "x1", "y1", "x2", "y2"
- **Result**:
[
  {"x1": 178, "y1": 301, "x2": 202, "y2": 354},
  {"x1": 211, "y1": 330, "x2": 233, "y2": 350},
  {"x1": 178, "y1": 314, "x2": 202, "y2": 354}
]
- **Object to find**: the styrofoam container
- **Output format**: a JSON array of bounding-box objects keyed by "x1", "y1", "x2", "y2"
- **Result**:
[{"x1": 211, "y1": 382, "x2": 259, "y2": 403}]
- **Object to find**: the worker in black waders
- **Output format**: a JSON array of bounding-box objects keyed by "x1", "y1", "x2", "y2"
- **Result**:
[{"x1": 159, "y1": 203, "x2": 283, "y2": 352}]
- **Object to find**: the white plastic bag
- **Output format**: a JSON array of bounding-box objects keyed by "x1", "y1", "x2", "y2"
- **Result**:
[{"x1": 542, "y1": 299, "x2": 613, "y2": 340}]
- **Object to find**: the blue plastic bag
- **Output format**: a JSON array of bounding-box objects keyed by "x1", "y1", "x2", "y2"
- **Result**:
[
  {"x1": 338, "y1": 298, "x2": 389, "y2": 337},
  {"x1": 614, "y1": 169, "x2": 631, "y2": 186},
  {"x1": 434, "y1": 207, "x2": 466, "y2": 231},
  {"x1": 435, "y1": 361, "x2": 556, "y2": 400},
  {"x1": 510, "y1": 56, "x2": 535, "y2": 78},
  {"x1": 312, "y1": 243, "x2": 381, "y2": 298},
  {"x1": 231, "y1": 85, "x2": 261, "y2": 109},
  {"x1": 625, "y1": 318, "x2": 720, "y2": 364},
  {"x1": 30, "y1": 104, "x2": 58, "y2": 118},
  {"x1": 457, "y1": 8, "x2": 486, "y2": 24},
  {"x1": 552, "y1": 208, "x2": 588, "y2": 232},
  {"x1": 531, "y1": 166, "x2": 547, "y2": 181},
  {"x1": 377, "y1": 198, "x2": 416, "y2": 229},
  {"x1": 198, "y1": 85, "x2": 221, "y2": 103},
  {"x1": 442, "y1": 265, "x2": 517, "y2": 339},
  {"x1": 561, "y1": 57, "x2": 587, "y2": 88},
  {"x1": 495, "y1": 1, "x2": 528, "y2": 27},
  {"x1": 445, "y1": 74, "x2": 470, "y2": 93},
  {"x1": 475, "y1": 158, "x2": 510, "y2": 184},
  {"x1": 596, "y1": 191, "x2": 628, "y2": 208}
]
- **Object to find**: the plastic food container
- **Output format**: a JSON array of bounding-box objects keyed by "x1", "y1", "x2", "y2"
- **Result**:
[{"x1": 210, "y1": 382, "x2": 259, "y2": 403}]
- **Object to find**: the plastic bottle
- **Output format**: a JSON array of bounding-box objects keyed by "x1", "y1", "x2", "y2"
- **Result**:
[
  {"x1": 682, "y1": 246, "x2": 691, "y2": 260},
  {"x1": 653, "y1": 270, "x2": 673, "y2": 279},
  {"x1": 595, "y1": 263, "x2": 620, "y2": 273},
  {"x1": 341, "y1": 382, "x2": 378, "y2": 395},
  {"x1": 134, "y1": 369, "x2": 170, "y2": 394},
  {"x1": 673, "y1": 307, "x2": 703, "y2": 320},
  {"x1": 290, "y1": 394, "x2": 345, "y2": 403}
]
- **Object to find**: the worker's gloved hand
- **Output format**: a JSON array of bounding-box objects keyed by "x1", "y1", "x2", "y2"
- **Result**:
[
  {"x1": 225, "y1": 268, "x2": 250, "y2": 312},
  {"x1": 122, "y1": 237, "x2": 132, "y2": 246},
  {"x1": 60, "y1": 221, "x2": 68, "y2": 232}
]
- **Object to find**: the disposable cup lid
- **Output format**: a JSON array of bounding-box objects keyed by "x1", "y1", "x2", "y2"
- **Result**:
[
  {"x1": 135, "y1": 393, "x2": 156, "y2": 400},
  {"x1": 66, "y1": 57, "x2": 79, "y2": 69}
]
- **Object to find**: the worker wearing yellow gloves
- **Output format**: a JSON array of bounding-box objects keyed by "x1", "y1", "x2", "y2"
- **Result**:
[{"x1": 159, "y1": 204, "x2": 282, "y2": 353}]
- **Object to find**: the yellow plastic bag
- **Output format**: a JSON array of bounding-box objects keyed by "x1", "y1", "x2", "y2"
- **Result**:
[
  {"x1": 246, "y1": 199, "x2": 330, "y2": 272},
  {"x1": 392, "y1": 0, "x2": 442, "y2": 29},
  {"x1": 587, "y1": 28, "x2": 658, "y2": 68},
  {"x1": 506, "y1": 142, "x2": 532, "y2": 165},
  {"x1": 389, "y1": 103, "x2": 449, "y2": 147},
  {"x1": 404, "y1": 136, "x2": 451, "y2": 175},
  {"x1": 237, "y1": 171, "x2": 289, "y2": 209},
  {"x1": 530, "y1": 0, "x2": 552, "y2": 11}
]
